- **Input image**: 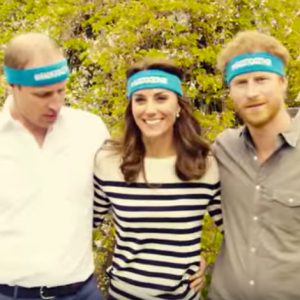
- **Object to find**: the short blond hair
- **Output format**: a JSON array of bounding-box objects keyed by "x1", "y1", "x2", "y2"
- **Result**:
[
  {"x1": 217, "y1": 30, "x2": 290, "y2": 77},
  {"x1": 4, "y1": 32, "x2": 64, "y2": 69}
]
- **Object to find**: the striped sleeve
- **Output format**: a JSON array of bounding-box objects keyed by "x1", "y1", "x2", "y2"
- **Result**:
[
  {"x1": 93, "y1": 173, "x2": 111, "y2": 229},
  {"x1": 207, "y1": 182, "x2": 223, "y2": 233},
  {"x1": 206, "y1": 155, "x2": 223, "y2": 233}
]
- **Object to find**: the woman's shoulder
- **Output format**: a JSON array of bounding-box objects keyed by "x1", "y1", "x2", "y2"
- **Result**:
[
  {"x1": 95, "y1": 147, "x2": 120, "y2": 163},
  {"x1": 200, "y1": 153, "x2": 220, "y2": 184},
  {"x1": 206, "y1": 153, "x2": 218, "y2": 170},
  {"x1": 94, "y1": 141, "x2": 122, "y2": 175}
]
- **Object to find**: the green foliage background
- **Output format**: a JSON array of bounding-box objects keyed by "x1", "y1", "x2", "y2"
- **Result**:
[{"x1": 1, "y1": 0, "x2": 300, "y2": 298}]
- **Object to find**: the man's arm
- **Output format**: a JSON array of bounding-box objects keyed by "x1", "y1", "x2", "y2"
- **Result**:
[{"x1": 96, "y1": 115, "x2": 111, "y2": 147}]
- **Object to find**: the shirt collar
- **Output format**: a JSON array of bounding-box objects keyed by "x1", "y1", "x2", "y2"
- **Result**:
[
  {"x1": 239, "y1": 111, "x2": 300, "y2": 148},
  {"x1": 0, "y1": 94, "x2": 65, "y2": 132},
  {"x1": 0, "y1": 95, "x2": 15, "y2": 129},
  {"x1": 283, "y1": 110, "x2": 300, "y2": 147}
]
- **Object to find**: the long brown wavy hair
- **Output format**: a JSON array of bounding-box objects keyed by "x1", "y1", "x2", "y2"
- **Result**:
[{"x1": 103, "y1": 57, "x2": 211, "y2": 184}]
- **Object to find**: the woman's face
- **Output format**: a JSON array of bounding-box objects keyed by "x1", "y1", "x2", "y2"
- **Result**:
[{"x1": 131, "y1": 88, "x2": 180, "y2": 142}]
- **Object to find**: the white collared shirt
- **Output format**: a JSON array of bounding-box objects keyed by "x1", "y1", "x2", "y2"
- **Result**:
[{"x1": 0, "y1": 97, "x2": 109, "y2": 287}]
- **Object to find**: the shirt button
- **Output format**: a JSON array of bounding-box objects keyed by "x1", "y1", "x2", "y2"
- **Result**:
[
  {"x1": 249, "y1": 280, "x2": 255, "y2": 286},
  {"x1": 256, "y1": 185, "x2": 261, "y2": 190},
  {"x1": 253, "y1": 216, "x2": 258, "y2": 221},
  {"x1": 250, "y1": 247, "x2": 256, "y2": 253},
  {"x1": 254, "y1": 156, "x2": 258, "y2": 161},
  {"x1": 289, "y1": 198, "x2": 294, "y2": 203}
]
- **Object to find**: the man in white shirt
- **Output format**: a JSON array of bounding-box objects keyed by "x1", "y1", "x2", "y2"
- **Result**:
[{"x1": 0, "y1": 33, "x2": 109, "y2": 299}]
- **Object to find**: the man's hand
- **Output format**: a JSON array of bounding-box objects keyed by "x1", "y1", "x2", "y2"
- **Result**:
[{"x1": 189, "y1": 256, "x2": 207, "y2": 292}]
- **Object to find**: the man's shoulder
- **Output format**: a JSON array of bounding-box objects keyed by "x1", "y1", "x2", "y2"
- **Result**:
[
  {"x1": 211, "y1": 127, "x2": 245, "y2": 166},
  {"x1": 62, "y1": 106, "x2": 103, "y2": 124},
  {"x1": 215, "y1": 127, "x2": 243, "y2": 146},
  {"x1": 62, "y1": 106, "x2": 108, "y2": 132},
  {"x1": 61, "y1": 106, "x2": 110, "y2": 146}
]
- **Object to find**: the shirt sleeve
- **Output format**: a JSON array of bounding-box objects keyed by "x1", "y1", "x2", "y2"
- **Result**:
[
  {"x1": 207, "y1": 181, "x2": 223, "y2": 234},
  {"x1": 93, "y1": 173, "x2": 111, "y2": 229},
  {"x1": 206, "y1": 155, "x2": 223, "y2": 233},
  {"x1": 95, "y1": 115, "x2": 111, "y2": 147}
]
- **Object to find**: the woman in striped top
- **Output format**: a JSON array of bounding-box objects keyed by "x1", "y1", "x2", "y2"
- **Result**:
[{"x1": 93, "y1": 57, "x2": 223, "y2": 300}]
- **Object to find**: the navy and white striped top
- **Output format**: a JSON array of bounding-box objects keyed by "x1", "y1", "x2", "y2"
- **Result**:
[{"x1": 93, "y1": 151, "x2": 222, "y2": 300}]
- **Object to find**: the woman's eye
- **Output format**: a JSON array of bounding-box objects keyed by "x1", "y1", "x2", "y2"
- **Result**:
[
  {"x1": 134, "y1": 98, "x2": 145, "y2": 102},
  {"x1": 157, "y1": 96, "x2": 168, "y2": 101}
]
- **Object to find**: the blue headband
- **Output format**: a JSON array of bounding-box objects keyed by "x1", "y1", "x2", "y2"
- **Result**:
[
  {"x1": 225, "y1": 52, "x2": 284, "y2": 85},
  {"x1": 4, "y1": 59, "x2": 70, "y2": 87},
  {"x1": 127, "y1": 69, "x2": 183, "y2": 99}
]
